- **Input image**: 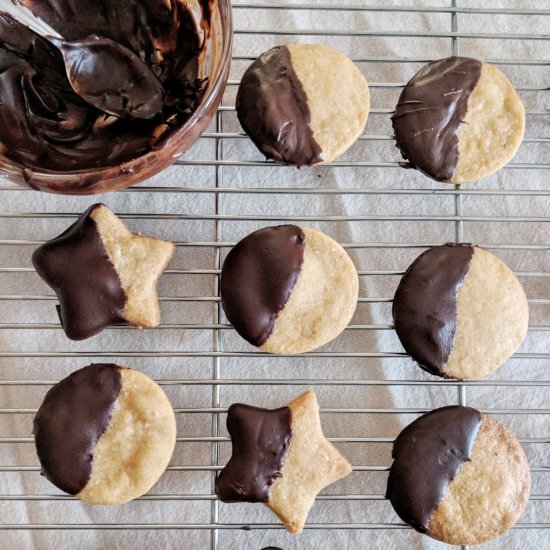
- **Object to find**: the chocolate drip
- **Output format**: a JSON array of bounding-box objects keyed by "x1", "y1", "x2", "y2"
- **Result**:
[
  {"x1": 33, "y1": 363, "x2": 123, "y2": 495},
  {"x1": 386, "y1": 406, "x2": 482, "y2": 533},
  {"x1": 32, "y1": 203, "x2": 127, "y2": 340},
  {"x1": 392, "y1": 243, "x2": 474, "y2": 377},
  {"x1": 0, "y1": 1, "x2": 209, "y2": 171},
  {"x1": 392, "y1": 57, "x2": 482, "y2": 181},
  {"x1": 215, "y1": 404, "x2": 293, "y2": 503},
  {"x1": 220, "y1": 225, "x2": 305, "y2": 347},
  {"x1": 236, "y1": 46, "x2": 323, "y2": 166}
]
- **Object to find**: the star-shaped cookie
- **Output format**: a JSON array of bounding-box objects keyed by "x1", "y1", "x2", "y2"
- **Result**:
[
  {"x1": 215, "y1": 391, "x2": 352, "y2": 533},
  {"x1": 32, "y1": 203, "x2": 175, "y2": 340}
]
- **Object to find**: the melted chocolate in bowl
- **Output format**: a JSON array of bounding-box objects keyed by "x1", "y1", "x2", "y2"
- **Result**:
[{"x1": 0, "y1": 0, "x2": 231, "y2": 194}]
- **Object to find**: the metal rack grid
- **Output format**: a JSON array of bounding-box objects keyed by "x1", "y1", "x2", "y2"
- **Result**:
[{"x1": 0, "y1": 1, "x2": 548, "y2": 549}]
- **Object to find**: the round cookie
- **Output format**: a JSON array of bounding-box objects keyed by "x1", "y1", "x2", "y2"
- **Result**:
[
  {"x1": 392, "y1": 56, "x2": 525, "y2": 183},
  {"x1": 33, "y1": 364, "x2": 176, "y2": 504},
  {"x1": 393, "y1": 243, "x2": 528, "y2": 379},
  {"x1": 386, "y1": 406, "x2": 530, "y2": 545},
  {"x1": 220, "y1": 225, "x2": 358, "y2": 354},
  {"x1": 236, "y1": 44, "x2": 370, "y2": 166}
]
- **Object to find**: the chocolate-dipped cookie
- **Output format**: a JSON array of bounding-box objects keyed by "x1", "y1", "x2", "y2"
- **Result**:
[
  {"x1": 392, "y1": 57, "x2": 524, "y2": 183},
  {"x1": 216, "y1": 391, "x2": 352, "y2": 534},
  {"x1": 33, "y1": 364, "x2": 176, "y2": 504},
  {"x1": 393, "y1": 243, "x2": 528, "y2": 379},
  {"x1": 387, "y1": 406, "x2": 530, "y2": 545},
  {"x1": 220, "y1": 225, "x2": 358, "y2": 354},
  {"x1": 236, "y1": 44, "x2": 370, "y2": 165},
  {"x1": 32, "y1": 203, "x2": 175, "y2": 340}
]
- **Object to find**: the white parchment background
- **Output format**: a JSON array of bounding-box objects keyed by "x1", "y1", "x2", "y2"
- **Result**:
[{"x1": 0, "y1": 0, "x2": 548, "y2": 548}]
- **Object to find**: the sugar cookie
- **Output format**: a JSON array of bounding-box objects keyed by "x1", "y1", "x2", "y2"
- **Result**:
[
  {"x1": 393, "y1": 243, "x2": 528, "y2": 379},
  {"x1": 215, "y1": 391, "x2": 352, "y2": 533},
  {"x1": 387, "y1": 406, "x2": 530, "y2": 545},
  {"x1": 237, "y1": 44, "x2": 370, "y2": 165},
  {"x1": 33, "y1": 364, "x2": 177, "y2": 504},
  {"x1": 392, "y1": 57, "x2": 524, "y2": 183},
  {"x1": 32, "y1": 203, "x2": 175, "y2": 340},
  {"x1": 220, "y1": 225, "x2": 358, "y2": 354}
]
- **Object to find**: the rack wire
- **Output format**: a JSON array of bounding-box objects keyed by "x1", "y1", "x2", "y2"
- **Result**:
[{"x1": 0, "y1": 1, "x2": 548, "y2": 549}]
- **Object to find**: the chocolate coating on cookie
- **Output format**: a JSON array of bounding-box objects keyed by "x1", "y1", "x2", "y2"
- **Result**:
[
  {"x1": 386, "y1": 406, "x2": 482, "y2": 533},
  {"x1": 33, "y1": 364, "x2": 122, "y2": 495},
  {"x1": 392, "y1": 57, "x2": 482, "y2": 181},
  {"x1": 393, "y1": 243, "x2": 474, "y2": 376},
  {"x1": 221, "y1": 225, "x2": 305, "y2": 346},
  {"x1": 32, "y1": 204, "x2": 127, "y2": 340},
  {"x1": 215, "y1": 404, "x2": 293, "y2": 503},
  {"x1": 236, "y1": 46, "x2": 323, "y2": 166}
]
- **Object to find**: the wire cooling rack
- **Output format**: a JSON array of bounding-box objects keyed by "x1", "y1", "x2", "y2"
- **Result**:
[{"x1": 0, "y1": 1, "x2": 549, "y2": 549}]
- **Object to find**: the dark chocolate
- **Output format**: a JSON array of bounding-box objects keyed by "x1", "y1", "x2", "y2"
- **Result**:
[
  {"x1": 392, "y1": 57, "x2": 482, "y2": 182},
  {"x1": 392, "y1": 243, "x2": 474, "y2": 377},
  {"x1": 55, "y1": 35, "x2": 164, "y2": 119},
  {"x1": 220, "y1": 225, "x2": 305, "y2": 347},
  {"x1": 236, "y1": 45, "x2": 323, "y2": 166},
  {"x1": 33, "y1": 363, "x2": 123, "y2": 495},
  {"x1": 0, "y1": 1, "x2": 209, "y2": 171},
  {"x1": 215, "y1": 404, "x2": 293, "y2": 503},
  {"x1": 386, "y1": 405, "x2": 482, "y2": 533},
  {"x1": 32, "y1": 203, "x2": 127, "y2": 340}
]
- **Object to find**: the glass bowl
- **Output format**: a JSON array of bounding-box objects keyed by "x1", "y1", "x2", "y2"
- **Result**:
[{"x1": 0, "y1": 0, "x2": 233, "y2": 195}]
